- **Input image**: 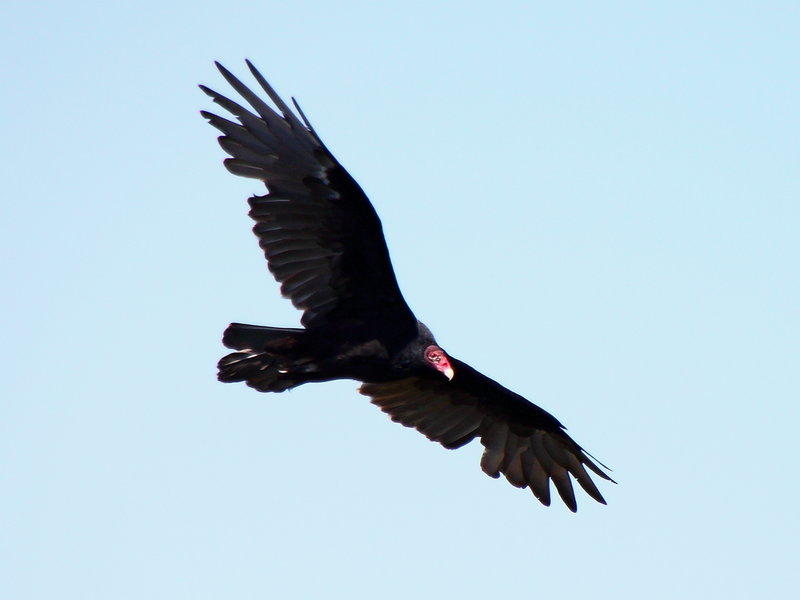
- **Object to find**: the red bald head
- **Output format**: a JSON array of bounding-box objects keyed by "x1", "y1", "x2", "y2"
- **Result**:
[{"x1": 424, "y1": 345, "x2": 454, "y2": 380}]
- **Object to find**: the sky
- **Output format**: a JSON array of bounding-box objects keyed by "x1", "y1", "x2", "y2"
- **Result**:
[{"x1": 2, "y1": 1, "x2": 799, "y2": 598}]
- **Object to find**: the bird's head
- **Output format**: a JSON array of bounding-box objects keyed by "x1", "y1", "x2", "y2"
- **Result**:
[{"x1": 424, "y1": 345, "x2": 454, "y2": 381}]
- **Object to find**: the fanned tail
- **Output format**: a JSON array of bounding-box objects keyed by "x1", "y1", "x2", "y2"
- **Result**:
[{"x1": 217, "y1": 323, "x2": 305, "y2": 392}]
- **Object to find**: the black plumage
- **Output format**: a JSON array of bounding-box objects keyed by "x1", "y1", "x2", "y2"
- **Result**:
[{"x1": 202, "y1": 61, "x2": 614, "y2": 511}]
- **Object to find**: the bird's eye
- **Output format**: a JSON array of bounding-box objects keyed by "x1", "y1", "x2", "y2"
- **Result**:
[{"x1": 428, "y1": 352, "x2": 440, "y2": 362}]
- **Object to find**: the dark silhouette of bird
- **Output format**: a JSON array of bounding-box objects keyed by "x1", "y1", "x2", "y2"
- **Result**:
[{"x1": 201, "y1": 61, "x2": 614, "y2": 511}]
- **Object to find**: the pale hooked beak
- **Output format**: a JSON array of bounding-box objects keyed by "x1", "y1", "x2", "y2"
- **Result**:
[{"x1": 443, "y1": 365, "x2": 455, "y2": 381}]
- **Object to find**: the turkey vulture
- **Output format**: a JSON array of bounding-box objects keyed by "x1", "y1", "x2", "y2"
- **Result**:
[{"x1": 201, "y1": 61, "x2": 614, "y2": 511}]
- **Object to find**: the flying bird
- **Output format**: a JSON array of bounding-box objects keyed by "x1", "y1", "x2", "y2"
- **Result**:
[{"x1": 201, "y1": 61, "x2": 614, "y2": 511}]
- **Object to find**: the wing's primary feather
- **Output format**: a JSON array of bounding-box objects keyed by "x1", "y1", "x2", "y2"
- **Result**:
[
  {"x1": 201, "y1": 62, "x2": 417, "y2": 336},
  {"x1": 360, "y1": 358, "x2": 614, "y2": 512}
]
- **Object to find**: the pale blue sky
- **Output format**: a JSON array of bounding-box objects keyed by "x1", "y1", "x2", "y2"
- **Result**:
[{"x1": 2, "y1": 2, "x2": 798, "y2": 598}]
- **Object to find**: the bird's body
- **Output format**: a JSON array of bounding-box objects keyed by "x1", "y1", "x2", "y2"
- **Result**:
[
  {"x1": 218, "y1": 319, "x2": 439, "y2": 390},
  {"x1": 202, "y1": 61, "x2": 614, "y2": 511}
]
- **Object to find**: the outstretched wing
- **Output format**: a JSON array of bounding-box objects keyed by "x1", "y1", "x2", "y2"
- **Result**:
[
  {"x1": 201, "y1": 61, "x2": 416, "y2": 335},
  {"x1": 360, "y1": 358, "x2": 614, "y2": 512}
]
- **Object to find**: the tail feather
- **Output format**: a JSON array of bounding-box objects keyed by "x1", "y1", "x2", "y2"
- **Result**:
[
  {"x1": 222, "y1": 322, "x2": 304, "y2": 351},
  {"x1": 218, "y1": 323, "x2": 306, "y2": 392}
]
